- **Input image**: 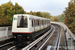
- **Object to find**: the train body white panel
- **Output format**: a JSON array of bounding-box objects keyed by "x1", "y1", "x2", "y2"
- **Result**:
[
  {"x1": 12, "y1": 28, "x2": 29, "y2": 32},
  {"x1": 12, "y1": 14, "x2": 29, "y2": 32},
  {"x1": 29, "y1": 18, "x2": 35, "y2": 32},
  {"x1": 35, "y1": 26, "x2": 40, "y2": 31},
  {"x1": 12, "y1": 14, "x2": 51, "y2": 33},
  {"x1": 12, "y1": 14, "x2": 51, "y2": 41},
  {"x1": 41, "y1": 26, "x2": 43, "y2": 29}
]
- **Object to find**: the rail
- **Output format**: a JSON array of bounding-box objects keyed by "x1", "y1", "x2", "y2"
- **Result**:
[
  {"x1": 37, "y1": 26, "x2": 55, "y2": 50},
  {"x1": 51, "y1": 22, "x2": 75, "y2": 50},
  {"x1": 22, "y1": 26, "x2": 54, "y2": 50},
  {"x1": 37, "y1": 24, "x2": 61, "y2": 50},
  {"x1": 53, "y1": 25, "x2": 61, "y2": 50},
  {"x1": 7, "y1": 46, "x2": 16, "y2": 50},
  {"x1": 0, "y1": 41, "x2": 13, "y2": 48},
  {"x1": 51, "y1": 22, "x2": 75, "y2": 40}
]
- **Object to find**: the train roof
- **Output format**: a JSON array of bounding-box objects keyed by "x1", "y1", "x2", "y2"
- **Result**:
[{"x1": 14, "y1": 14, "x2": 50, "y2": 20}]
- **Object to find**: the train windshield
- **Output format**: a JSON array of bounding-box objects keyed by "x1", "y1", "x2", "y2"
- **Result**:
[{"x1": 17, "y1": 16, "x2": 28, "y2": 28}]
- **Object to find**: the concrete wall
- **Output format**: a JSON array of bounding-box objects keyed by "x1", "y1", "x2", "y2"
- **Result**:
[{"x1": 0, "y1": 26, "x2": 12, "y2": 38}]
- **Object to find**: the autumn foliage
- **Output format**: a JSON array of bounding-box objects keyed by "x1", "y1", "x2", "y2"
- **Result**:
[
  {"x1": 0, "y1": 1, "x2": 25, "y2": 26},
  {"x1": 1, "y1": 1, "x2": 74, "y2": 34},
  {"x1": 53, "y1": 17, "x2": 58, "y2": 21},
  {"x1": 64, "y1": 1, "x2": 75, "y2": 34},
  {"x1": 0, "y1": 1, "x2": 52, "y2": 26}
]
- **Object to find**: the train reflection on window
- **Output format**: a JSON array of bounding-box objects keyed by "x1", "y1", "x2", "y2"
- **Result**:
[{"x1": 17, "y1": 16, "x2": 28, "y2": 28}]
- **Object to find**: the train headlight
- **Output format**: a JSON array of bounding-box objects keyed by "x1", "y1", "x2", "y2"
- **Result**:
[
  {"x1": 14, "y1": 36, "x2": 16, "y2": 38},
  {"x1": 27, "y1": 36, "x2": 29, "y2": 38}
]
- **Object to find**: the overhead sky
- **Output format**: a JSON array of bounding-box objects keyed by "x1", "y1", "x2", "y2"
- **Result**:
[{"x1": 0, "y1": 0, "x2": 70, "y2": 16}]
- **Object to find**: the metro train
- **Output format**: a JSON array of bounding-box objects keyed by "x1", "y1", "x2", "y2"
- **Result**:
[{"x1": 12, "y1": 14, "x2": 51, "y2": 41}]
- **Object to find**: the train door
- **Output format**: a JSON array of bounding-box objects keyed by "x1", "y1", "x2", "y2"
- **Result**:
[
  {"x1": 41, "y1": 20, "x2": 43, "y2": 29},
  {"x1": 31, "y1": 18, "x2": 35, "y2": 31},
  {"x1": 33, "y1": 18, "x2": 35, "y2": 31},
  {"x1": 39, "y1": 19, "x2": 41, "y2": 29}
]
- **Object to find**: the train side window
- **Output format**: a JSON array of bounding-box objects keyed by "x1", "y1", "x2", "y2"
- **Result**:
[
  {"x1": 48, "y1": 21, "x2": 49, "y2": 24},
  {"x1": 41, "y1": 20, "x2": 43, "y2": 25},
  {"x1": 34, "y1": 19, "x2": 35, "y2": 26},
  {"x1": 34, "y1": 20, "x2": 36, "y2": 26},
  {"x1": 43, "y1": 20, "x2": 44, "y2": 25},
  {"x1": 32, "y1": 19, "x2": 34, "y2": 27},
  {"x1": 39, "y1": 20, "x2": 40, "y2": 26},
  {"x1": 42, "y1": 20, "x2": 43, "y2": 25},
  {"x1": 47, "y1": 21, "x2": 49, "y2": 24},
  {"x1": 46, "y1": 21, "x2": 48, "y2": 24},
  {"x1": 41, "y1": 20, "x2": 42, "y2": 25},
  {"x1": 47, "y1": 20, "x2": 48, "y2": 25},
  {"x1": 43, "y1": 20, "x2": 45, "y2": 25},
  {"x1": 46, "y1": 20, "x2": 47, "y2": 25},
  {"x1": 35, "y1": 19, "x2": 37, "y2": 26},
  {"x1": 49, "y1": 21, "x2": 50, "y2": 23},
  {"x1": 45, "y1": 20, "x2": 46, "y2": 25},
  {"x1": 24, "y1": 18, "x2": 27, "y2": 27},
  {"x1": 37, "y1": 20, "x2": 38, "y2": 26},
  {"x1": 37, "y1": 19, "x2": 39, "y2": 26},
  {"x1": 36, "y1": 20, "x2": 38, "y2": 26},
  {"x1": 35, "y1": 20, "x2": 38, "y2": 26},
  {"x1": 40, "y1": 20, "x2": 42, "y2": 25},
  {"x1": 48, "y1": 21, "x2": 49, "y2": 22},
  {"x1": 49, "y1": 21, "x2": 50, "y2": 25},
  {"x1": 38, "y1": 19, "x2": 39, "y2": 26},
  {"x1": 44, "y1": 20, "x2": 46, "y2": 25}
]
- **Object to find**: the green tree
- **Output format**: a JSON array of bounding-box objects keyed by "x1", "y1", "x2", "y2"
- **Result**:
[
  {"x1": 15, "y1": 3, "x2": 24, "y2": 14},
  {"x1": 0, "y1": 1, "x2": 53, "y2": 26},
  {"x1": 53, "y1": 17, "x2": 58, "y2": 21},
  {"x1": 0, "y1": 6, "x2": 4, "y2": 18},
  {"x1": 1, "y1": 1, "x2": 15, "y2": 25},
  {"x1": 0, "y1": 6, "x2": 8, "y2": 25},
  {"x1": 64, "y1": 0, "x2": 75, "y2": 34},
  {"x1": 24, "y1": 11, "x2": 26, "y2": 14},
  {"x1": 57, "y1": 14, "x2": 65, "y2": 22},
  {"x1": 36, "y1": 12, "x2": 43, "y2": 17},
  {"x1": 40, "y1": 12, "x2": 51, "y2": 18},
  {"x1": 29, "y1": 11, "x2": 34, "y2": 15},
  {"x1": 1, "y1": 1, "x2": 25, "y2": 25}
]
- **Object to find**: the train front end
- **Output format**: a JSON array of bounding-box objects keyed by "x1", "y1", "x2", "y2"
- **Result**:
[{"x1": 12, "y1": 14, "x2": 30, "y2": 41}]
